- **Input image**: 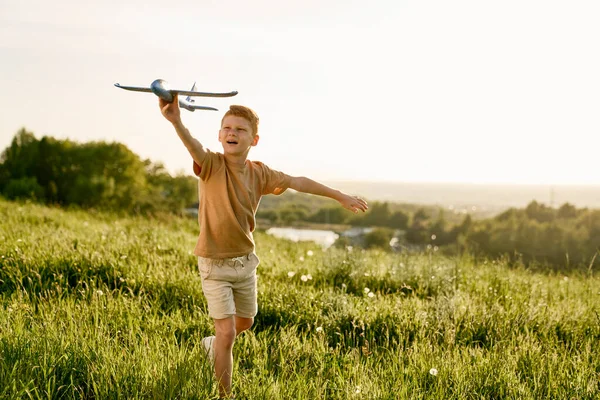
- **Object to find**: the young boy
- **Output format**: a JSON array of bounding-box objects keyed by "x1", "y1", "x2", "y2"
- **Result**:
[{"x1": 159, "y1": 95, "x2": 368, "y2": 398}]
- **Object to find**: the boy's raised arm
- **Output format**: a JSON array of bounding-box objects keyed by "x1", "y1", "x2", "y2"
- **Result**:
[
  {"x1": 289, "y1": 176, "x2": 368, "y2": 214},
  {"x1": 159, "y1": 95, "x2": 207, "y2": 165}
]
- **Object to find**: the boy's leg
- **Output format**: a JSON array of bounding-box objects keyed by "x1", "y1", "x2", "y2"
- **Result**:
[
  {"x1": 214, "y1": 316, "x2": 236, "y2": 398},
  {"x1": 235, "y1": 316, "x2": 253, "y2": 334}
]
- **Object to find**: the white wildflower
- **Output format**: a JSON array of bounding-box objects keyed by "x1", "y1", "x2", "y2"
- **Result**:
[
  {"x1": 429, "y1": 368, "x2": 438, "y2": 376},
  {"x1": 431, "y1": 234, "x2": 436, "y2": 240},
  {"x1": 288, "y1": 271, "x2": 296, "y2": 278},
  {"x1": 307, "y1": 250, "x2": 314, "y2": 256},
  {"x1": 301, "y1": 275, "x2": 308, "y2": 282},
  {"x1": 306, "y1": 274, "x2": 313, "y2": 280},
  {"x1": 316, "y1": 326, "x2": 323, "y2": 333},
  {"x1": 364, "y1": 287, "x2": 370, "y2": 294},
  {"x1": 96, "y1": 290, "x2": 104, "y2": 296},
  {"x1": 368, "y1": 292, "x2": 375, "y2": 298},
  {"x1": 299, "y1": 256, "x2": 305, "y2": 262}
]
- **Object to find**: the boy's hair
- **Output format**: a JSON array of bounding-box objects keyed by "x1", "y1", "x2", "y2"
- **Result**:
[{"x1": 221, "y1": 105, "x2": 259, "y2": 136}]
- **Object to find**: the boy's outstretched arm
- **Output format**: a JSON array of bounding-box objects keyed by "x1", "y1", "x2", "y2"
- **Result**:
[
  {"x1": 158, "y1": 95, "x2": 207, "y2": 165},
  {"x1": 289, "y1": 176, "x2": 368, "y2": 214}
]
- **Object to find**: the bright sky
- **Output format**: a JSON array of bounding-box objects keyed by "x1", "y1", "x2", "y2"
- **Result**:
[{"x1": 1, "y1": 0, "x2": 599, "y2": 185}]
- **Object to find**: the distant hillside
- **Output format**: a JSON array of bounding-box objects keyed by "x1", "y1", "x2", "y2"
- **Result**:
[{"x1": 323, "y1": 181, "x2": 600, "y2": 212}]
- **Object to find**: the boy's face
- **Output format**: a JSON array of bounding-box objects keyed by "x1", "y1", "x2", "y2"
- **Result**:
[{"x1": 218, "y1": 115, "x2": 259, "y2": 156}]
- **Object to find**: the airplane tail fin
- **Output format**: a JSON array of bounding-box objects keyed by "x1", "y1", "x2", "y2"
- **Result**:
[{"x1": 186, "y1": 82, "x2": 196, "y2": 103}]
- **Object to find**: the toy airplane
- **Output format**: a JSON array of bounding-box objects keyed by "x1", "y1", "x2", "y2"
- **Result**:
[{"x1": 114, "y1": 79, "x2": 238, "y2": 112}]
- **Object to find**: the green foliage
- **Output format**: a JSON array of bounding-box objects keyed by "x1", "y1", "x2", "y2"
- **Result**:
[
  {"x1": 363, "y1": 227, "x2": 395, "y2": 249},
  {"x1": 0, "y1": 199, "x2": 598, "y2": 399},
  {"x1": 0, "y1": 129, "x2": 197, "y2": 214}
]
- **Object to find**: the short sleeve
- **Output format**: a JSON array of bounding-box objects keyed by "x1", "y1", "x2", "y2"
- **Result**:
[
  {"x1": 192, "y1": 149, "x2": 221, "y2": 181},
  {"x1": 260, "y1": 163, "x2": 292, "y2": 195}
]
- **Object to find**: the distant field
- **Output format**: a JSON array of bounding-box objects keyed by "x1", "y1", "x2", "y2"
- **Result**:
[
  {"x1": 1, "y1": 199, "x2": 599, "y2": 399},
  {"x1": 324, "y1": 181, "x2": 600, "y2": 212}
]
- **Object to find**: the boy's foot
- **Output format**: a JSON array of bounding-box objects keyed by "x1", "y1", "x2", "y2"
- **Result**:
[{"x1": 202, "y1": 335, "x2": 215, "y2": 363}]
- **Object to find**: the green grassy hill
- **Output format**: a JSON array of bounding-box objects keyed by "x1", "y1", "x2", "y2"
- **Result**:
[{"x1": 0, "y1": 199, "x2": 598, "y2": 399}]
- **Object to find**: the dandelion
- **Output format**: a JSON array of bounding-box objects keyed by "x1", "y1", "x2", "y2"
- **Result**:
[
  {"x1": 346, "y1": 245, "x2": 353, "y2": 252},
  {"x1": 355, "y1": 386, "x2": 361, "y2": 394},
  {"x1": 431, "y1": 234, "x2": 436, "y2": 240},
  {"x1": 427, "y1": 244, "x2": 432, "y2": 250},
  {"x1": 364, "y1": 287, "x2": 370, "y2": 294},
  {"x1": 434, "y1": 246, "x2": 439, "y2": 252},
  {"x1": 368, "y1": 292, "x2": 375, "y2": 298},
  {"x1": 429, "y1": 368, "x2": 438, "y2": 376},
  {"x1": 306, "y1": 274, "x2": 313, "y2": 280},
  {"x1": 288, "y1": 271, "x2": 296, "y2": 278},
  {"x1": 96, "y1": 290, "x2": 104, "y2": 296},
  {"x1": 301, "y1": 275, "x2": 308, "y2": 282},
  {"x1": 307, "y1": 250, "x2": 314, "y2": 256},
  {"x1": 299, "y1": 256, "x2": 305, "y2": 262},
  {"x1": 316, "y1": 326, "x2": 323, "y2": 333},
  {"x1": 341, "y1": 283, "x2": 347, "y2": 289}
]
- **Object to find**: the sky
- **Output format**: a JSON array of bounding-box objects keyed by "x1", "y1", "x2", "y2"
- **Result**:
[{"x1": 1, "y1": 0, "x2": 599, "y2": 185}]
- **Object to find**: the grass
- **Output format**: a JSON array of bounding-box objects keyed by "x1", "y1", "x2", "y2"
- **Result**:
[{"x1": 0, "y1": 198, "x2": 598, "y2": 399}]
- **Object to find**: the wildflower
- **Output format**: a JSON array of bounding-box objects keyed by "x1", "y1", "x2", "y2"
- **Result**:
[
  {"x1": 434, "y1": 246, "x2": 439, "y2": 252},
  {"x1": 301, "y1": 275, "x2": 308, "y2": 282},
  {"x1": 97, "y1": 290, "x2": 104, "y2": 296},
  {"x1": 307, "y1": 250, "x2": 314, "y2": 256},
  {"x1": 346, "y1": 246, "x2": 353, "y2": 252},
  {"x1": 355, "y1": 386, "x2": 361, "y2": 394},
  {"x1": 429, "y1": 368, "x2": 438, "y2": 376},
  {"x1": 364, "y1": 287, "x2": 370, "y2": 294},
  {"x1": 288, "y1": 271, "x2": 296, "y2": 278},
  {"x1": 299, "y1": 256, "x2": 305, "y2": 262},
  {"x1": 341, "y1": 283, "x2": 347, "y2": 289},
  {"x1": 306, "y1": 274, "x2": 313, "y2": 280},
  {"x1": 316, "y1": 326, "x2": 323, "y2": 333},
  {"x1": 368, "y1": 292, "x2": 375, "y2": 298},
  {"x1": 431, "y1": 234, "x2": 436, "y2": 240},
  {"x1": 427, "y1": 244, "x2": 432, "y2": 250}
]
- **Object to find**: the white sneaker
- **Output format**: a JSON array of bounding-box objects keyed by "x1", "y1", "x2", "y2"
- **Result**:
[{"x1": 202, "y1": 336, "x2": 215, "y2": 363}]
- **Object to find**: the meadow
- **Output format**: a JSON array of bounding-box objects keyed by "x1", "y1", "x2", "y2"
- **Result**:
[{"x1": 0, "y1": 198, "x2": 598, "y2": 399}]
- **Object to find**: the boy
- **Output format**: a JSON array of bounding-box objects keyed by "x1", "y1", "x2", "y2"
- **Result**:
[{"x1": 159, "y1": 95, "x2": 368, "y2": 398}]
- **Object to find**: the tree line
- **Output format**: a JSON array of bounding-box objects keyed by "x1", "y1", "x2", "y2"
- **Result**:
[
  {"x1": 258, "y1": 191, "x2": 599, "y2": 269},
  {"x1": 0, "y1": 128, "x2": 197, "y2": 214},
  {"x1": 2, "y1": 128, "x2": 598, "y2": 269}
]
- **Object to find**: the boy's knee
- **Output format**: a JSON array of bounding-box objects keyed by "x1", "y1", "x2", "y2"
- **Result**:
[
  {"x1": 214, "y1": 319, "x2": 237, "y2": 347},
  {"x1": 236, "y1": 317, "x2": 254, "y2": 333}
]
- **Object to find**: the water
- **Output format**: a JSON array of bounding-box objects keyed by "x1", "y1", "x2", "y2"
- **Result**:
[{"x1": 265, "y1": 227, "x2": 339, "y2": 248}]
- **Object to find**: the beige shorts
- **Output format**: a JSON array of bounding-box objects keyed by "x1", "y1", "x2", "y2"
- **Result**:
[{"x1": 197, "y1": 252, "x2": 259, "y2": 320}]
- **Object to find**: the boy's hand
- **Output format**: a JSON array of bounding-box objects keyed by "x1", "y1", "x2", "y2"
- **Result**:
[
  {"x1": 159, "y1": 94, "x2": 181, "y2": 125},
  {"x1": 338, "y1": 193, "x2": 368, "y2": 214}
]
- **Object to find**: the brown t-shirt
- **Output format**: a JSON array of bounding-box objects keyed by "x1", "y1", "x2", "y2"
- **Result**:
[{"x1": 192, "y1": 149, "x2": 291, "y2": 258}]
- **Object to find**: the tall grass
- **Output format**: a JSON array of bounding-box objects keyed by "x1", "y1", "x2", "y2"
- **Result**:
[{"x1": 0, "y1": 199, "x2": 598, "y2": 399}]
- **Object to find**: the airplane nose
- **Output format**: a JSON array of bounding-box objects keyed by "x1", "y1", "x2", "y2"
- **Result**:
[{"x1": 151, "y1": 79, "x2": 173, "y2": 103}]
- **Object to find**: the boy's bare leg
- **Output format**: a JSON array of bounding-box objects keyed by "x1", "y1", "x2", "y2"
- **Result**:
[{"x1": 212, "y1": 316, "x2": 254, "y2": 398}]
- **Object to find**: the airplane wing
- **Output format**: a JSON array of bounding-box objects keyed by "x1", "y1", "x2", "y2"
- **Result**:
[
  {"x1": 175, "y1": 89, "x2": 238, "y2": 98},
  {"x1": 115, "y1": 80, "x2": 238, "y2": 98},
  {"x1": 114, "y1": 83, "x2": 153, "y2": 92}
]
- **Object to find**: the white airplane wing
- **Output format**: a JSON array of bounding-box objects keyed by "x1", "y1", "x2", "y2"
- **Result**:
[
  {"x1": 114, "y1": 83, "x2": 153, "y2": 92},
  {"x1": 175, "y1": 89, "x2": 238, "y2": 98}
]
